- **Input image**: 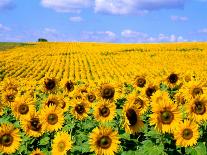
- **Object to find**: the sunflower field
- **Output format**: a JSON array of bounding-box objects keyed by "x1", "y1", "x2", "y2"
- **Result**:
[{"x1": 1, "y1": 42, "x2": 207, "y2": 155}]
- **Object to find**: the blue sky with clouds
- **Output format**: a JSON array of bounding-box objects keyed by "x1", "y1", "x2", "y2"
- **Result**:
[{"x1": 0, "y1": 0, "x2": 207, "y2": 43}]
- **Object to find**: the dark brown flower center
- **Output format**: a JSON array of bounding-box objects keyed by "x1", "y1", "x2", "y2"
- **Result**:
[
  {"x1": 194, "y1": 101, "x2": 206, "y2": 115},
  {"x1": 18, "y1": 104, "x2": 29, "y2": 115},
  {"x1": 75, "y1": 104, "x2": 85, "y2": 114},
  {"x1": 99, "y1": 106, "x2": 110, "y2": 117},
  {"x1": 126, "y1": 108, "x2": 137, "y2": 126},
  {"x1": 30, "y1": 118, "x2": 42, "y2": 131},
  {"x1": 160, "y1": 110, "x2": 174, "y2": 124},
  {"x1": 45, "y1": 79, "x2": 56, "y2": 90},
  {"x1": 192, "y1": 87, "x2": 203, "y2": 97},
  {"x1": 97, "y1": 136, "x2": 112, "y2": 149},
  {"x1": 168, "y1": 73, "x2": 178, "y2": 84},
  {"x1": 6, "y1": 94, "x2": 15, "y2": 102},
  {"x1": 87, "y1": 94, "x2": 96, "y2": 103},
  {"x1": 146, "y1": 87, "x2": 156, "y2": 98},
  {"x1": 0, "y1": 134, "x2": 13, "y2": 147},
  {"x1": 182, "y1": 128, "x2": 193, "y2": 140},
  {"x1": 58, "y1": 141, "x2": 66, "y2": 152},
  {"x1": 47, "y1": 113, "x2": 58, "y2": 125},
  {"x1": 134, "y1": 98, "x2": 144, "y2": 109},
  {"x1": 136, "y1": 77, "x2": 146, "y2": 88},
  {"x1": 65, "y1": 81, "x2": 74, "y2": 92},
  {"x1": 101, "y1": 85, "x2": 115, "y2": 100},
  {"x1": 75, "y1": 95, "x2": 82, "y2": 100}
]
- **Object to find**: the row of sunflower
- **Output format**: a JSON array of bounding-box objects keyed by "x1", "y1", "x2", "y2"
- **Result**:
[
  {"x1": 0, "y1": 70, "x2": 207, "y2": 155},
  {"x1": 1, "y1": 42, "x2": 207, "y2": 83}
]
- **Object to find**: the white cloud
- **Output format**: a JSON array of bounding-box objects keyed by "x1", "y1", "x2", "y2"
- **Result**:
[
  {"x1": 0, "y1": 0, "x2": 14, "y2": 10},
  {"x1": 69, "y1": 16, "x2": 83, "y2": 22},
  {"x1": 171, "y1": 15, "x2": 188, "y2": 21},
  {"x1": 121, "y1": 29, "x2": 148, "y2": 38},
  {"x1": 0, "y1": 23, "x2": 11, "y2": 31},
  {"x1": 121, "y1": 29, "x2": 187, "y2": 42},
  {"x1": 81, "y1": 31, "x2": 116, "y2": 42},
  {"x1": 95, "y1": 0, "x2": 186, "y2": 15},
  {"x1": 41, "y1": 0, "x2": 93, "y2": 13}
]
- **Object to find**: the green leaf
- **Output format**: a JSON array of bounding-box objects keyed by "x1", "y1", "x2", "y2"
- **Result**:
[{"x1": 39, "y1": 136, "x2": 50, "y2": 145}]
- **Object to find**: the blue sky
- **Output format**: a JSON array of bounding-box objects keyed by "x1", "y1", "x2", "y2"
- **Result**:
[{"x1": 0, "y1": 0, "x2": 207, "y2": 43}]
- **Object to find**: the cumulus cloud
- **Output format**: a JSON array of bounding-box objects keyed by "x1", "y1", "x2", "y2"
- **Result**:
[
  {"x1": 121, "y1": 29, "x2": 187, "y2": 43},
  {"x1": 81, "y1": 31, "x2": 117, "y2": 42},
  {"x1": 0, "y1": 0, "x2": 14, "y2": 10},
  {"x1": 170, "y1": 15, "x2": 188, "y2": 22},
  {"x1": 95, "y1": 0, "x2": 186, "y2": 15},
  {"x1": 69, "y1": 16, "x2": 83, "y2": 22},
  {"x1": 41, "y1": 0, "x2": 93, "y2": 13},
  {"x1": 41, "y1": 0, "x2": 186, "y2": 15}
]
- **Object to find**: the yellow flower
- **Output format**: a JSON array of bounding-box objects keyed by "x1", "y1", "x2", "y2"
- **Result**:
[
  {"x1": 150, "y1": 96, "x2": 182, "y2": 133},
  {"x1": 0, "y1": 124, "x2": 21, "y2": 154},
  {"x1": 11, "y1": 95, "x2": 35, "y2": 120},
  {"x1": 60, "y1": 79, "x2": 75, "y2": 93},
  {"x1": 123, "y1": 102, "x2": 144, "y2": 134},
  {"x1": 41, "y1": 77, "x2": 59, "y2": 94},
  {"x1": 174, "y1": 120, "x2": 199, "y2": 147},
  {"x1": 89, "y1": 126, "x2": 120, "y2": 155},
  {"x1": 141, "y1": 82, "x2": 159, "y2": 99},
  {"x1": 185, "y1": 94, "x2": 207, "y2": 123},
  {"x1": 1, "y1": 89, "x2": 17, "y2": 107},
  {"x1": 97, "y1": 82, "x2": 118, "y2": 101},
  {"x1": 40, "y1": 105, "x2": 64, "y2": 132},
  {"x1": 0, "y1": 78, "x2": 19, "y2": 94},
  {"x1": 20, "y1": 111, "x2": 44, "y2": 137},
  {"x1": 52, "y1": 132, "x2": 72, "y2": 155},
  {"x1": 127, "y1": 91, "x2": 149, "y2": 115},
  {"x1": 93, "y1": 100, "x2": 116, "y2": 123},
  {"x1": 42, "y1": 94, "x2": 64, "y2": 109},
  {"x1": 70, "y1": 99, "x2": 90, "y2": 120},
  {"x1": 162, "y1": 70, "x2": 183, "y2": 89}
]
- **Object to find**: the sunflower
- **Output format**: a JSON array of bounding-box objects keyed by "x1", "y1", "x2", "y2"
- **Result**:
[
  {"x1": 179, "y1": 80, "x2": 206, "y2": 100},
  {"x1": 41, "y1": 77, "x2": 59, "y2": 94},
  {"x1": 60, "y1": 79, "x2": 75, "y2": 93},
  {"x1": 40, "y1": 105, "x2": 64, "y2": 132},
  {"x1": 70, "y1": 99, "x2": 90, "y2": 120},
  {"x1": 0, "y1": 78, "x2": 19, "y2": 94},
  {"x1": 1, "y1": 89, "x2": 17, "y2": 107},
  {"x1": 11, "y1": 95, "x2": 35, "y2": 120},
  {"x1": 30, "y1": 148, "x2": 45, "y2": 155},
  {"x1": 123, "y1": 102, "x2": 144, "y2": 134},
  {"x1": 133, "y1": 75, "x2": 147, "y2": 88},
  {"x1": 97, "y1": 82, "x2": 118, "y2": 101},
  {"x1": 141, "y1": 81, "x2": 159, "y2": 100},
  {"x1": 20, "y1": 111, "x2": 44, "y2": 137},
  {"x1": 0, "y1": 124, "x2": 21, "y2": 154},
  {"x1": 52, "y1": 131, "x2": 72, "y2": 155},
  {"x1": 185, "y1": 94, "x2": 207, "y2": 123},
  {"x1": 89, "y1": 126, "x2": 120, "y2": 155},
  {"x1": 150, "y1": 97, "x2": 182, "y2": 133},
  {"x1": 174, "y1": 120, "x2": 199, "y2": 147},
  {"x1": 162, "y1": 69, "x2": 183, "y2": 89},
  {"x1": 126, "y1": 91, "x2": 149, "y2": 115},
  {"x1": 42, "y1": 94, "x2": 64, "y2": 109},
  {"x1": 93, "y1": 100, "x2": 116, "y2": 123}
]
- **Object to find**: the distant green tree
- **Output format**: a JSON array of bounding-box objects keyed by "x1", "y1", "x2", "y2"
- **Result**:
[{"x1": 38, "y1": 38, "x2": 48, "y2": 42}]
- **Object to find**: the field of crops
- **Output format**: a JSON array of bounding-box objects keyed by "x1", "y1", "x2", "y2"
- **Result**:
[{"x1": 1, "y1": 42, "x2": 207, "y2": 155}]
